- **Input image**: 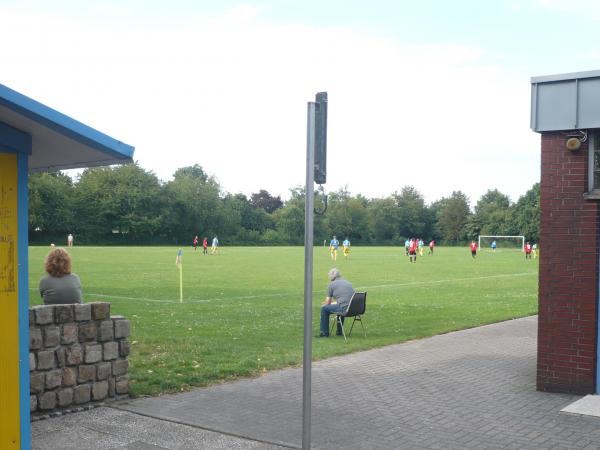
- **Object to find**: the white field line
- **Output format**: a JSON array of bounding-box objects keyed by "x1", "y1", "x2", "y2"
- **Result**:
[{"x1": 29, "y1": 271, "x2": 536, "y2": 305}]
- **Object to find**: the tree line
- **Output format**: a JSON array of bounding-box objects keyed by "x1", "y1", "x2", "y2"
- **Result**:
[{"x1": 28, "y1": 163, "x2": 540, "y2": 246}]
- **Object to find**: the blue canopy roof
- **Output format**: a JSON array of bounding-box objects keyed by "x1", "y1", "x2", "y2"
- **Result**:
[{"x1": 0, "y1": 83, "x2": 134, "y2": 171}]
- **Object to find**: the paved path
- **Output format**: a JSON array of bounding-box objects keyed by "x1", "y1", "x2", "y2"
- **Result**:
[{"x1": 33, "y1": 316, "x2": 600, "y2": 449}]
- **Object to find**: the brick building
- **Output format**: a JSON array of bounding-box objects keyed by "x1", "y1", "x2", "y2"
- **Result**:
[{"x1": 531, "y1": 70, "x2": 600, "y2": 394}]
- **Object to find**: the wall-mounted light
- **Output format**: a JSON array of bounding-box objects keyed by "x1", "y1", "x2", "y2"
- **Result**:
[{"x1": 566, "y1": 137, "x2": 582, "y2": 151}]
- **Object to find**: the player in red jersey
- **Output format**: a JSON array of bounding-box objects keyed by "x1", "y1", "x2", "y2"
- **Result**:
[
  {"x1": 193, "y1": 235, "x2": 199, "y2": 251},
  {"x1": 202, "y1": 237, "x2": 208, "y2": 255},
  {"x1": 470, "y1": 241, "x2": 477, "y2": 258},
  {"x1": 524, "y1": 241, "x2": 532, "y2": 259},
  {"x1": 408, "y1": 238, "x2": 418, "y2": 263},
  {"x1": 428, "y1": 240, "x2": 435, "y2": 255}
]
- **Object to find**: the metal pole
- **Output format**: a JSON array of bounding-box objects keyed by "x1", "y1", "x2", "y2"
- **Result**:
[{"x1": 302, "y1": 102, "x2": 316, "y2": 450}]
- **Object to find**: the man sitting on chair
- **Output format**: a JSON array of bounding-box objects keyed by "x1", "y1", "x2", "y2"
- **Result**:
[{"x1": 319, "y1": 268, "x2": 354, "y2": 337}]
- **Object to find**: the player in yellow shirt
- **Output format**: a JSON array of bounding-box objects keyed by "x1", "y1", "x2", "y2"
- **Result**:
[
  {"x1": 342, "y1": 237, "x2": 351, "y2": 259},
  {"x1": 329, "y1": 236, "x2": 339, "y2": 261}
]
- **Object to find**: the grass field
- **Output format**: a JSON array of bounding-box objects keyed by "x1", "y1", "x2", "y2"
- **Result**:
[{"x1": 29, "y1": 245, "x2": 538, "y2": 396}]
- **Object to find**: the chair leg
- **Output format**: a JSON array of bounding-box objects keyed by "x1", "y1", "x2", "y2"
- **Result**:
[
  {"x1": 358, "y1": 315, "x2": 366, "y2": 337},
  {"x1": 340, "y1": 316, "x2": 347, "y2": 342},
  {"x1": 347, "y1": 316, "x2": 366, "y2": 338}
]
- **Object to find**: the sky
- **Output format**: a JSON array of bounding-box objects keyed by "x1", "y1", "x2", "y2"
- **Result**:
[{"x1": 2, "y1": 0, "x2": 600, "y2": 206}]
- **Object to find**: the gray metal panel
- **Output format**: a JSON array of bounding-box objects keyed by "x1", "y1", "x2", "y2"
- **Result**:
[
  {"x1": 534, "y1": 80, "x2": 577, "y2": 131},
  {"x1": 578, "y1": 78, "x2": 600, "y2": 129},
  {"x1": 531, "y1": 70, "x2": 600, "y2": 132},
  {"x1": 531, "y1": 69, "x2": 600, "y2": 84}
]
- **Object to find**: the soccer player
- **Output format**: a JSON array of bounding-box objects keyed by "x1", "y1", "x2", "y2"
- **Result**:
[
  {"x1": 418, "y1": 238, "x2": 424, "y2": 257},
  {"x1": 491, "y1": 240, "x2": 497, "y2": 252},
  {"x1": 525, "y1": 241, "x2": 532, "y2": 259},
  {"x1": 404, "y1": 239, "x2": 410, "y2": 256},
  {"x1": 342, "y1": 237, "x2": 351, "y2": 258},
  {"x1": 532, "y1": 243, "x2": 538, "y2": 259},
  {"x1": 202, "y1": 237, "x2": 208, "y2": 255},
  {"x1": 211, "y1": 236, "x2": 219, "y2": 254},
  {"x1": 67, "y1": 233, "x2": 74, "y2": 247},
  {"x1": 329, "y1": 236, "x2": 339, "y2": 261},
  {"x1": 408, "y1": 238, "x2": 418, "y2": 263},
  {"x1": 193, "y1": 235, "x2": 199, "y2": 251},
  {"x1": 470, "y1": 240, "x2": 478, "y2": 258},
  {"x1": 428, "y1": 239, "x2": 435, "y2": 255}
]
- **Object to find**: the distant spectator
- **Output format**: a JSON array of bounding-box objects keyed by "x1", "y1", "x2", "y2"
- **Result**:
[
  {"x1": 39, "y1": 248, "x2": 82, "y2": 305},
  {"x1": 67, "y1": 233, "x2": 74, "y2": 247}
]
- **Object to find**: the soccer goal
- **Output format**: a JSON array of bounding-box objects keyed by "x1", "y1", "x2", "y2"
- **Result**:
[{"x1": 478, "y1": 235, "x2": 525, "y2": 252}]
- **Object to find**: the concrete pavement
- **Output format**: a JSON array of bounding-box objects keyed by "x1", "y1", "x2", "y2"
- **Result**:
[{"x1": 33, "y1": 316, "x2": 600, "y2": 449}]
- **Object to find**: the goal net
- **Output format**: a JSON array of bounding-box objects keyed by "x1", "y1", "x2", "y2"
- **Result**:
[{"x1": 478, "y1": 235, "x2": 525, "y2": 252}]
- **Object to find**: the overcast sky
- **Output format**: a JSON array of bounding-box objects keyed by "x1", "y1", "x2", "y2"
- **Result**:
[{"x1": 2, "y1": 0, "x2": 600, "y2": 205}]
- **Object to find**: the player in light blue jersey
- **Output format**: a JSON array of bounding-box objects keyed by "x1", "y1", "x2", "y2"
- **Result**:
[
  {"x1": 329, "y1": 236, "x2": 339, "y2": 261},
  {"x1": 342, "y1": 238, "x2": 351, "y2": 258}
]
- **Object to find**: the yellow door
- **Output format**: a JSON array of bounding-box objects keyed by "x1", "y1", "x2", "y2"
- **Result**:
[{"x1": 0, "y1": 152, "x2": 20, "y2": 449}]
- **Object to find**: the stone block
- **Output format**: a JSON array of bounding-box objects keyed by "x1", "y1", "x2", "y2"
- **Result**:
[
  {"x1": 78, "y1": 365, "x2": 96, "y2": 383},
  {"x1": 30, "y1": 372, "x2": 45, "y2": 393},
  {"x1": 97, "y1": 362, "x2": 111, "y2": 380},
  {"x1": 115, "y1": 375, "x2": 129, "y2": 394},
  {"x1": 98, "y1": 320, "x2": 114, "y2": 342},
  {"x1": 29, "y1": 327, "x2": 42, "y2": 350},
  {"x1": 103, "y1": 342, "x2": 118, "y2": 361},
  {"x1": 44, "y1": 325, "x2": 60, "y2": 347},
  {"x1": 114, "y1": 319, "x2": 131, "y2": 339},
  {"x1": 62, "y1": 367, "x2": 77, "y2": 386},
  {"x1": 30, "y1": 395, "x2": 37, "y2": 412},
  {"x1": 37, "y1": 350, "x2": 56, "y2": 370},
  {"x1": 78, "y1": 322, "x2": 97, "y2": 341},
  {"x1": 74, "y1": 303, "x2": 91, "y2": 321},
  {"x1": 119, "y1": 340, "x2": 131, "y2": 357},
  {"x1": 91, "y1": 302, "x2": 110, "y2": 320},
  {"x1": 61, "y1": 323, "x2": 78, "y2": 345},
  {"x1": 38, "y1": 391, "x2": 57, "y2": 410},
  {"x1": 92, "y1": 381, "x2": 109, "y2": 400},
  {"x1": 29, "y1": 309, "x2": 35, "y2": 326},
  {"x1": 55, "y1": 348, "x2": 66, "y2": 368},
  {"x1": 108, "y1": 377, "x2": 116, "y2": 397},
  {"x1": 57, "y1": 388, "x2": 73, "y2": 407},
  {"x1": 54, "y1": 305, "x2": 74, "y2": 323},
  {"x1": 112, "y1": 359, "x2": 128, "y2": 376},
  {"x1": 84, "y1": 343, "x2": 102, "y2": 363},
  {"x1": 34, "y1": 305, "x2": 54, "y2": 325},
  {"x1": 45, "y1": 369, "x2": 63, "y2": 389},
  {"x1": 66, "y1": 345, "x2": 82, "y2": 365},
  {"x1": 73, "y1": 384, "x2": 91, "y2": 404},
  {"x1": 29, "y1": 353, "x2": 36, "y2": 371}
]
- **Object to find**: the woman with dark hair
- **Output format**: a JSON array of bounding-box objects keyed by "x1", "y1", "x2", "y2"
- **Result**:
[{"x1": 39, "y1": 248, "x2": 83, "y2": 305}]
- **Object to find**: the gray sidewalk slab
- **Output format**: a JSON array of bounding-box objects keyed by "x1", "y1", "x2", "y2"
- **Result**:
[
  {"x1": 30, "y1": 407, "x2": 285, "y2": 450},
  {"x1": 114, "y1": 316, "x2": 600, "y2": 449},
  {"x1": 33, "y1": 316, "x2": 600, "y2": 449}
]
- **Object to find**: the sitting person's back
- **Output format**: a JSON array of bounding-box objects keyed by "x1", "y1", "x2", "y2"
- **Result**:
[{"x1": 39, "y1": 248, "x2": 82, "y2": 305}]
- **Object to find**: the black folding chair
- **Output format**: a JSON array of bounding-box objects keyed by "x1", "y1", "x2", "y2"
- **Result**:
[{"x1": 330, "y1": 291, "x2": 367, "y2": 342}]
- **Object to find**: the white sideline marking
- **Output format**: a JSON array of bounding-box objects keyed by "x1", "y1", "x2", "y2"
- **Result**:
[{"x1": 29, "y1": 271, "x2": 536, "y2": 305}]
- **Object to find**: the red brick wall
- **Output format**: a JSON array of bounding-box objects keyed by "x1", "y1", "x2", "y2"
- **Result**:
[{"x1": 537, "y1": 132, "x2": 598, "y2": 394}]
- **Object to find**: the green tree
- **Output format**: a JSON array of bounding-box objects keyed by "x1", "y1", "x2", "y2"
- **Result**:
[
  {"x1": 436, "y1": 191, "x2": 471, "y2": 242},
  {"x1": 28, "y1": 171, "x2": 75, "y2": 238},
  {"x1": 163, "y1": 165, "x2": 222, "y2": 242},
  {"x1": 73, "y1": 164, "x2": 164, "y2": 241},
  {"x1": 510, "y1": 183, "x2": 540, "y2": 243},
  {"x1": 394, "y1": 186, "x2": 428, "y2": 238},
  {"x1": 471, "y1": 189, "x2": 512, "y2": 237},
  {"x1": 368, "y1": 197, "x2": 400, "y2": 242}
]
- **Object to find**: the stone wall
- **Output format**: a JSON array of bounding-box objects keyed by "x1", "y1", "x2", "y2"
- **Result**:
[{"x1": 29, "y1": 302, "x2": 130, "y2": 417}]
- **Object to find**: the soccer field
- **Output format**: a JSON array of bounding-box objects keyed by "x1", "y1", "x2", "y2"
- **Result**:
[{"x1": 29, "y1": 245, "x2": 538, "y2": 396}]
